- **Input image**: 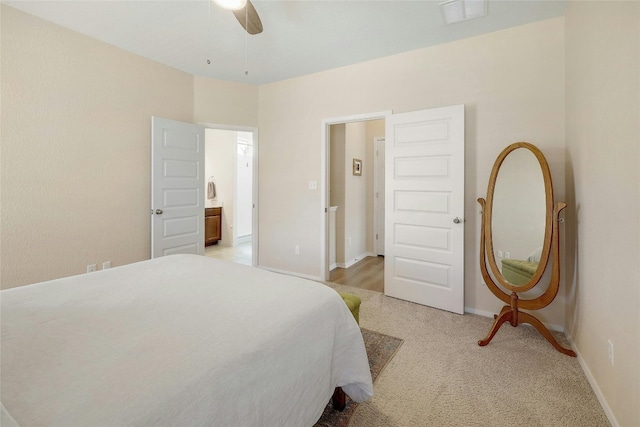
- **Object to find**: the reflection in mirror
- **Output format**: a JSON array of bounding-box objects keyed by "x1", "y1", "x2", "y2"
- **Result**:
[{"x1": 491, "y1": 148, "x2": 546, "y2": 286}]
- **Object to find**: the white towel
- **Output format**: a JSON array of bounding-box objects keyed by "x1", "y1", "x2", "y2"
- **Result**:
[{"x1": 207, "y1": 181, "x2": 216, "y2": 200}]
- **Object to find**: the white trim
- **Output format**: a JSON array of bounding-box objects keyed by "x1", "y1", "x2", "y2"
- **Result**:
[
  {"x1": 235, "y1": 234, "x2": 252, "y2": 245},
  {"x1": 340, "y1": 258, "x2": 361, "y2": 269},
  {"x1": 252, "y1": 129, "x2": 259, "y2": 268},
  {"x1": 565, "y1": 334, "x2": 620, "y2": 427},
  {"x1": 197, "y1": 122, "x2": 255, "y2": 132},
  {"x1": 338, "y1": 252, "x2": 377, "y2": 269},
  {"x1": 232, "y1": 132, "x2": 239, "y2": 246},
  {"x1": 463, "y1": 307, "x2": 497, "y2": 318},
  {"x1": 372, "y1": 136, "x2": 385, "y2": 256},
  {"x1": 320, "y1": 111, "x2": 392, "y2": 282},
  {"x1": 232, "y1": 131, "x2": 254, "y2": 250},
  {"x1": 464, "y1": 306, "x2": 564, "y2": 333},
  {"x1": 199, "y1": 122, "x2": 259, "y2": 268},
  {"x1": 259, "y1": 266, "x2": 321, "y2": 282}
]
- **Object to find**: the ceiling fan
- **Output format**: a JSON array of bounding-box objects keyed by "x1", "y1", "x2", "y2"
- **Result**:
[{"x1": 213, "y1": 0, "x2": 263, "y2": 35}]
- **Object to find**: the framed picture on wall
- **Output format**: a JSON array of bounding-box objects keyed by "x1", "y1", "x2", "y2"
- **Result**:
[{"x1": 353, "y1": 158, "x2": 362, "y2": 176}]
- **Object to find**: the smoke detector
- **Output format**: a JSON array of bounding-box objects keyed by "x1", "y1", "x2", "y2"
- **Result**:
[{"x1": 440, "y1": 0, "x2": 488, "y2": 24}]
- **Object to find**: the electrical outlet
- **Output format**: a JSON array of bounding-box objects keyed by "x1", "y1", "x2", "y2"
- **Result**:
[
  {"x1": 308, "y1": 180, "x2": 317, "y2": 190},
  {"x1": 295, "y1": 245, "x2": 300, "y2": 255},
  {"x1": 86, "y1": 264, "x2": 97, "y2": 273},
  {"x1": 102, "y1": 261, "x2": 112, "y2": 269},
  {"x1": 498, "y1": 250, "x2": 503, "y2": 258},
  {"x1": 608, "y1": 340, "x2": 614, "y2": 367},
  {"x1": 505, "y1": 251, "x2": 511, "y2": 259},
  {"x1": 348, "y1": 237, "x2": 352, "y2": 245}
]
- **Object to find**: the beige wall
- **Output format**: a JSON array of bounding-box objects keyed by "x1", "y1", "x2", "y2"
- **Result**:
[
  {"x1": 343, "y1": 122, "x2": 369, "y2": 264},
  {"x1": 564, "y1": 2, "x2": 640, "y2": 425},
  {"x1": 3, "y1": 4, "x2": 636, "y2": 424},
  {"x1": 330, "y1": 124, "x2": 346, "y2": 265},
  {"x1": 0, "y1": 6, "x2": 194, "y2": 288},
  {"x1": 0, "y1": 6, "x2": 258, "y2": 289},
  {"x1": 258, "y1": 17, "x2": 566, "y2": 327},
  {"x1": 205, "y1": 129, "x2": 236, "y2": 247},
  {"x1": 194, "y1": 76, "x2": 258, "y2": 127}
]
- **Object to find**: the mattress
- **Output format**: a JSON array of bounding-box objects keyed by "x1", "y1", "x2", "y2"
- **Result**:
[{"x1": 1, "y1": 254, "x2": 373, "y2": 426}]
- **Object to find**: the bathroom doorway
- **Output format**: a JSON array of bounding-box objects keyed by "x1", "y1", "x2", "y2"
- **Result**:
[{"x1": 203, "y1": 125, "x2": 258, "y2": 267}]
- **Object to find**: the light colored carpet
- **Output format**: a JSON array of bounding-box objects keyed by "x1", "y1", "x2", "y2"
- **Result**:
[
  {"x1": 325, "y1": 283, "x2": 610, "y2": 427},
  {"x1": 315, "y1": 329, "x2": 403, "y2": 427}
]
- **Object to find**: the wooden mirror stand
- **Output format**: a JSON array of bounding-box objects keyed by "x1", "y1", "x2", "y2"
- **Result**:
[{"x1": 477, "y1": 143, "x2": 576, "y2": 357}]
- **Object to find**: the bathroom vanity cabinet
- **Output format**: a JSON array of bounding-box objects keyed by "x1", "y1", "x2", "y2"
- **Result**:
[{"x1": 205, "y1": 207, "x2": 222, "y2": 246}]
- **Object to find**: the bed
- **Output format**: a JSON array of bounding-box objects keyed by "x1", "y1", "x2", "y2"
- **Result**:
[
  {"x1": 501, "y1": 258, "x2": 538, "y2": 285},
  {"x1": 1, "y1": 254, "x2": 373, "y2": 427},
  {"x1": 500, "y1": 248, "x2": 542, "y2": 286}
]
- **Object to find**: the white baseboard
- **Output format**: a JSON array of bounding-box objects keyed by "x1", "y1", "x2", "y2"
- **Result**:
[
  {"x1": 235, "y1": 234, "x2": 252, "y2": 245},
  {"x1": 565, "y1": 334, "x2": 619, "y2": 427},
  {"x1": 344, "y1": 258, "x2": 358, "y2": 268},
  {"x1": 338, "y1": 252, "x2": 376, "y2": 269},
  {"x1": 464, "y1": 307, "x2": 496, "y2": 319},
  {"x1": 464, "y1": 306, "x2": 564, "y2": 333},
  {"x1": 329, "y1": 263, "x2": 337, "y2": 271},
  {"x1": 257, "y1": 265, "x2": 320, "y2": 282}
]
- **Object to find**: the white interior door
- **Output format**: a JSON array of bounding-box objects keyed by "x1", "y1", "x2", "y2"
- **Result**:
[
  {"x1": 151, "y1": 117, "x2": 205, "y2": 258},
  {"x1": 374, "y1": 137, "x2": 386, "y2": 256},
  {"x1": 384, "y1": 105, "x2": 465, "y2": 314}
]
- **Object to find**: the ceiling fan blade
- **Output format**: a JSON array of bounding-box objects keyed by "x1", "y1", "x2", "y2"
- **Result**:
[{"x1": 232, "y1": 0, "x2": 263, "y2": 35}]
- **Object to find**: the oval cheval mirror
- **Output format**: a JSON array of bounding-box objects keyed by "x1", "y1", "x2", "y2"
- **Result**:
[{"x1": 477, "y1": 142, "x2": 576, "y2": 357}]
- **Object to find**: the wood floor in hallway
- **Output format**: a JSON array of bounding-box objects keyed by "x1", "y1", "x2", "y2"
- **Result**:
[{"x1": 329, "y1": 255, "x2": 384, "y2": 293}]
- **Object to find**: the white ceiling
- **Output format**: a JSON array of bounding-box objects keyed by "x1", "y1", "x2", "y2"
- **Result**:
[{"x1": 4, "y1": 0, "x2": 568, "y2": 85}]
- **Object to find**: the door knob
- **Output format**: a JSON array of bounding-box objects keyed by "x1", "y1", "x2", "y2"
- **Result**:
[
  {"x1": 155, "y1": 209, "x2": 163, "y2": 215},
  {"x1": 453, "y1": 217, "x2": 462, "y2": 224}
]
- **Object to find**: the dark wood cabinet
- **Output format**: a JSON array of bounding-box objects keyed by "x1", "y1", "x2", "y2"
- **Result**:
[{"x1": 205, "y1": 207, "x2": 222, "y2": 246}]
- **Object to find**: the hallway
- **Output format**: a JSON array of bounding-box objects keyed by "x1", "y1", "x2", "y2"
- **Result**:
[{"x1": 329, "y1": 256, "x2": 384, "y2": 293}]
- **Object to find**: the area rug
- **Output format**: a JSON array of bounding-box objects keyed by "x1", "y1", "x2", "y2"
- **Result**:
[{"x1": 314, "y1": 328, "x2": 404, "y2": 427}]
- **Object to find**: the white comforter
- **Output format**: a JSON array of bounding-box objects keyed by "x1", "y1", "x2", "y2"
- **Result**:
[{"x1": 1, "y1": 255, "x2": 373, "y2": 427}]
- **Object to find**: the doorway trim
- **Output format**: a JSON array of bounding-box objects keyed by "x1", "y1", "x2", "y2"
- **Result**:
[
  {"x1": 373, "y1": 136, "x2": 385, "y2": 256},
  {"x1": 199, "y1": 122, "x2": 259, "y2": 268},
  {"x1": 320, "y1": 111, "x2": 392, "y2": 282}
]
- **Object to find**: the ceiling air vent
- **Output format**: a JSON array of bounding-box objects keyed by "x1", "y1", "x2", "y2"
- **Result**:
[{"x1": 440, "y1": 0, "x2": 488, "y2": 24}]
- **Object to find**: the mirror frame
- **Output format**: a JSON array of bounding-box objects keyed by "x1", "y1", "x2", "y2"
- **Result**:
[
  {"x1": 477, "y1": 142, "x2": 574, "y2": 356},
  {"x1": 484, "y1": 142, "x2": 554, "y2": 293}
]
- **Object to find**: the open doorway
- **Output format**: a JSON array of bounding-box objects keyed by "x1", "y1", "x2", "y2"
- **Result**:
[
  {"x1": 323, "y1": 113, "x2": 388, "y2": 292},
  {"x1": 322, "y1": 105, "x2": 465, "y2": 311},
  {"x1": 202, "y1": 126, "x2": 258, "y2": 267}
]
